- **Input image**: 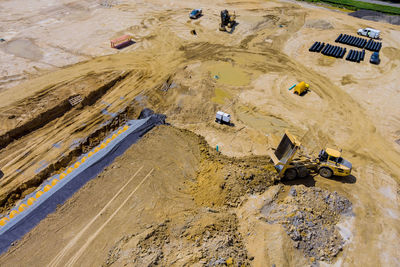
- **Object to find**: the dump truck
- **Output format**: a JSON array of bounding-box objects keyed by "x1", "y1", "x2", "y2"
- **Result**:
[
  {"x1": 219, "y1": 10, "x2": 236, "y2": 31},
  {"x1": 270, "y1": 131, "x2": 352, "y2": 180}
]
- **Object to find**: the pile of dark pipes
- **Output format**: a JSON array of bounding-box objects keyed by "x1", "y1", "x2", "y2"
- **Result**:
[
  {"x1": 309, "y1": 42, "x2": 346, "y2": 58},
  {"x1": 308, "y1": 41, "x2": 325, "y2": 53},
  {"x1": 335, "y1": 33, "x2": 382, "y2": 52},
  {"x1": 346, "y1": 49, "x2": 365, "y2": 63}
]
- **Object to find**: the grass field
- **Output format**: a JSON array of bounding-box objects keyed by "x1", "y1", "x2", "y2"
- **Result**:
[{"x1": 300, "y1": 0, "x2": 400, "y2": 15}]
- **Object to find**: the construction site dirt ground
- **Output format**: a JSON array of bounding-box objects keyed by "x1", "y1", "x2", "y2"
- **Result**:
[{"x1": 0, "y1": 0, "x2": 400, "y2": 266}]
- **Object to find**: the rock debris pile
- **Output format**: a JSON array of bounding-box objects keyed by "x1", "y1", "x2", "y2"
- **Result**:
[{"x1": 261, "y1": 185, "x2": 353, "y2": 262}]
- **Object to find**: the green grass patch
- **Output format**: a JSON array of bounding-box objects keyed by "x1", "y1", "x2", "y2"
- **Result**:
[{"x1": 300, "y1": 0, "x2": 400, "y2": 15}]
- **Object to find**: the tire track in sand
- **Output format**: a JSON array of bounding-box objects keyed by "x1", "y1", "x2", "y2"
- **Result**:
[
  {"x1": 47, "y1": 166, "x2": 151, "y2": 267},
  {"x1": 65, "y1": 168, "x2": 154, "y2": 267}
]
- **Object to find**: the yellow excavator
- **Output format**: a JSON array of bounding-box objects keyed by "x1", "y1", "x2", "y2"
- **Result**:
[
  {"x1": 219, "y1": 10, "x2": 236, "y2": 32},
  {"x1": 270, "y1": 131, "x2": 352, "y2": 180}
]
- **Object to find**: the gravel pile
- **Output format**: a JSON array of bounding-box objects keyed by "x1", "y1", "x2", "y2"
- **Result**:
[{"x1": 262, "y1": 185, "x2": 353, "y2": 262}]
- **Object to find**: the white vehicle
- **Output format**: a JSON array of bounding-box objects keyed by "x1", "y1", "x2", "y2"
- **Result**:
[
  {"x1": 215, "y1": 111, "x2": 231, "y2": 125},
  {"x1": 357, "y1": 28, "x2": 380, "y2": 39}
]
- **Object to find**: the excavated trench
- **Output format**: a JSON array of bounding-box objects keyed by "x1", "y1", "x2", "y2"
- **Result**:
[
  {"x1": 0, "y1": 72, "x2": 140, "y2": 212},
  {"x1": 0, "y1": 105, "x2": 137, "y2": 213},
  {"x1": 0, "y1": 65, "x2": 182, "y2": 212},
  {"x1": 0, "y1": 72, "x2": 129, "y2": 150}
]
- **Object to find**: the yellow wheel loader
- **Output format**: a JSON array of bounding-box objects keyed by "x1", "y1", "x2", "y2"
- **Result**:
[{"x1": 270, "y1": 131, "x2": 352, "y2": 180}]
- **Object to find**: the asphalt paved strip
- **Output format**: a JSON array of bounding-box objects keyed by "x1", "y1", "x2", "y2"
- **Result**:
[
  {"x1": 47, "y1": 166, "x2": 148, "y2": 267},
  {"x1": 0, "y1": 113, "x2": 166, "y2": 254},
  {"x1": 63, "y1": 169, "x2": 153, "y2": 267}
]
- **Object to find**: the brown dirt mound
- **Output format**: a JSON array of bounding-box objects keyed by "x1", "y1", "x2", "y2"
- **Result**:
[
  {"x1": 105, "y1": 212, "x2": 250, "y2": 267},
  {"x1": 190, "y1": 140, "x2": 277, "y2": 208}
]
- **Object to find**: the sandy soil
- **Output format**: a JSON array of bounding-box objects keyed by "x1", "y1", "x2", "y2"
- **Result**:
[
  {"x1": 0, "y1": 125, "x2": 349, "y2": 267},
  {"x1": 0, "y1": 0, "x2": 399, "y2": 266},
  {"x1": 0, "y1": 126, "x2": 272, "y2": 266},
  {"x1": 0, "y1": 126, "x2": 202, "y2": 266}
]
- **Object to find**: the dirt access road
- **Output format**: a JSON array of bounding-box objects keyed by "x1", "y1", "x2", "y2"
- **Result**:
[{"x1": 0, "y1": 0, "x2": 399, "y2": 266}]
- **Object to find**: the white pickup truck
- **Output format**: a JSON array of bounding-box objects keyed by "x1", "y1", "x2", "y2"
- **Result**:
[{"x1": 357, "y1": 28, "x2": 380, "y2": 39}]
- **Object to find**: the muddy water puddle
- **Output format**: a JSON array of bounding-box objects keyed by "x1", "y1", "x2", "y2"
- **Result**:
[
  {"x1": 207, "y1": 61, "x2": 251, "y2": 87},
  {"x1": 1, "y1": 39, "x2": 43, "y2": 61}
]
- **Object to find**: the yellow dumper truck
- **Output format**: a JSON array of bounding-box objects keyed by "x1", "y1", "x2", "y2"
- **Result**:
[{"x1": 270, "y1": 131, "x2": 352, "y2": 180}]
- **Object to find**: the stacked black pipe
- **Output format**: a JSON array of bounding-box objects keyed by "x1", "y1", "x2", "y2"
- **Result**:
[
  {"x1": 364, "y1": 39, "x2": 382, "y2": 52},
  {"x1": 309, "y1": 41, "x2": 325, "y2": 52},
  {"x1": 346, "y1": 49, "x2": 365, "y2": 63},
  {"x1": 320, "y1": 43, "x2": 346, "y2": 58},
  {"x1": 336, "y1": 34, "x2": 367, "y2": 49}
]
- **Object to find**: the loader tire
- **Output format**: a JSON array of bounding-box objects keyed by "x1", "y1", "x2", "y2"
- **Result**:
[
  {"x1": 284, "y1": 168, "x2": 297, "y2": 180},
  {"x1": 319, "y1": 167, "x2": 333, "y2": 178},
  {"x1": 298, "y1": 166, "x2": 309, "y2": 178}
]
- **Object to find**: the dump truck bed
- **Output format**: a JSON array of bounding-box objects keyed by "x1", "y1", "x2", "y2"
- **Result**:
[{"x1": 270, "y1": 131, "x2": 301, "y2": 176}]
